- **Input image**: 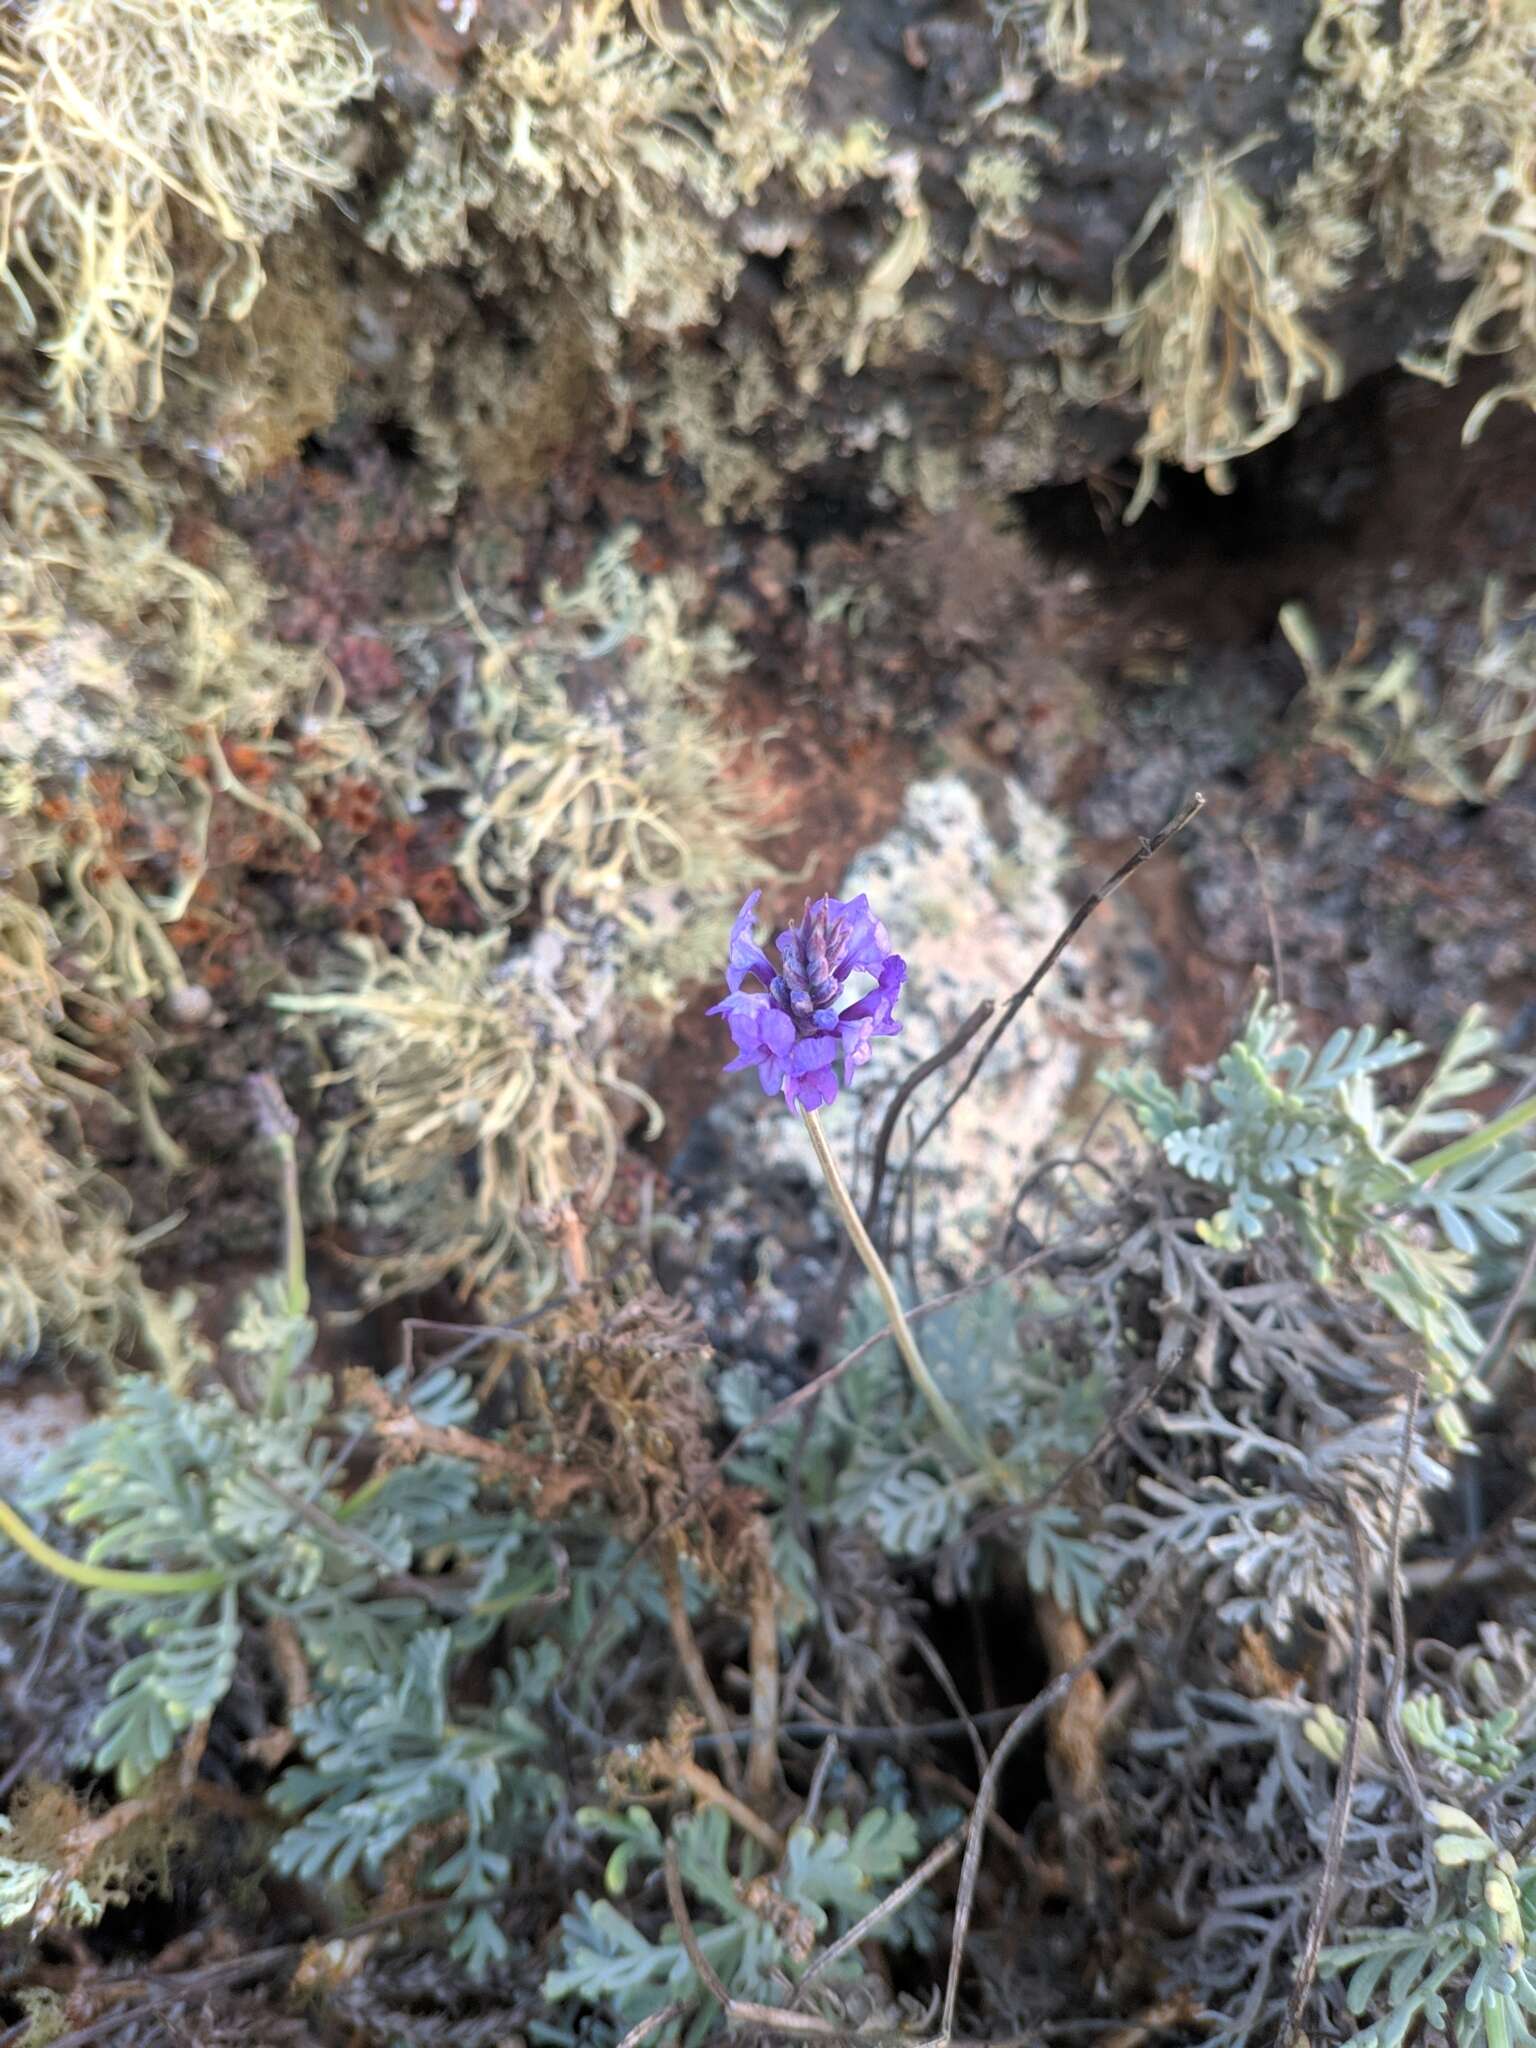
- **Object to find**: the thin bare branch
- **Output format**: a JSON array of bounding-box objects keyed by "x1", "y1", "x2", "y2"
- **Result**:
[
  {"x1": 881, "y1": 792, "x2": 1204, "y2": 1243},
  {"x1": 662, "y1": 1844, "x2": 862, "y2": 2040},
  {"x1": 1277, "y1": 1503, "x2": 1373, "y2": 2048},
  {"x1": 939, "y1": 1571, "x2": 1168, "y2": 2043},
  {"x1": 659, "y1": 1540, "x2": 745, "y2": 1794},
  {"x1": 747, "y1": 1523, "x2": 781, "y2": 1815},
  {"x1": 616, "y1": 2000, "x2": 692, "y2": 2048},
  {"x1": 795, "y1": 1826, "x2": 965, "y2": 2002}
]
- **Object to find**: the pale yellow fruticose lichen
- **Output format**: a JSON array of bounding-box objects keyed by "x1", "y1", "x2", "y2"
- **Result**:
[
  {"x1": 1302, "y1": 0, "x2": 1536, "y2": 436},
  {"x1": 1082, "y1": 153, "x2": 1342, "y2": 520},
  {"x1": 0, "y1": 0, "x2": 372, "y2": 436}
]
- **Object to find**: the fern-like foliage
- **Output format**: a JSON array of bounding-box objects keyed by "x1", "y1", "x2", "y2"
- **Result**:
[
  {"x1": 719, "y1": 1275, "x2": 1107, "y2": 1625},
  {"x1": 24, "y1": 1333, "x2": 574, "y2": 1957},
  {"x1": 270, "y1": 1632, "x2": 563, "y2": 1971},
  {"x1": 1296, "y1": 1643, "x2": 1536, "y2": 2048},
  {"x1": 545, "y1": 1799, "x2": 920, "y2": 2040},
  {"x1": 24, "y1": 1335, "x2": 511, "y2": 1787},
  {"x1": 91, "y1": 1586, "x2": 242, "y2": 1790},
  {"x1": 28, "y1": 1335, "x2": 581, "y2": 1957},
  {"x1": 1111, "y1": 996, "x2": 1536, "y2": 1447},
  {"x1": 1321, "y1": 1813, "x2": 1536, "y2": 2048},
  {"x1": 13, "y1": 1185, "x2": 579, "y2": 1965}
]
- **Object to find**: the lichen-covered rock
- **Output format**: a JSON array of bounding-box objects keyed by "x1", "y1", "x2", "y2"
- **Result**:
[{"x1": 351, "y1": 0, "x2": 1536, "y2": 525}]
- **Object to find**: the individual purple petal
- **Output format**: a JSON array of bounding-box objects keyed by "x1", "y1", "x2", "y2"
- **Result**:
[
  {"x1": 839, "y1": 954, "x2": 907, "y2": 1034},
  {"x1": 706, "y1": 990, "x2": 753, "y2": 1021},
  {"x1": 789, "y1": 1034, "x2": 839, "y2": 1075},
  {"x1": 825, "y1": 894, "x2": 891, "y2": 979},
  {"x1": 839, "y1": 1015, "x2": 875, "y2": 1077},
  {"x1": 725, "y1": 890, "x2": 776, "y2": 992},
  {"x1": 786, "y1": 1063, "x2": 839, "y2": 1111},
  {"x1": 759, "y1": 1009, "x2": 795, "y2": 1057},
  {"x1": 720, "y1": 998, "x2": 769, "y2": 1051}
]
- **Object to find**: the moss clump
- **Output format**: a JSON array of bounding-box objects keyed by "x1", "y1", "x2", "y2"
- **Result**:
[
  {"x1": 380, "y1": 287, "x2": 604, "y2": 510},
  {"x1": 366, "y1": 1, "x2": 894, "y2": 519},
  {"x1": 987, "y1": 0, "x2": 1122, "y2": 90},
  {"x1": 0, "y1": 428, "x2": 343, "y2": 1003},
  {"x1": 961, "y1": 146, "x2": 1043, "y2": 275},
  {"x1": 0, "y1": 1781, "x2": 183, "y2": 1937},
  {"x1": 274, "y1": 527, "x2": 768, "y2": 1307},
  {"x1": 411, "y1": 526, "x2": 763, "y2": 1007},
  {"x1": 631, "y1": 342, "x2": 789, "y2": 525},
  {"x1": 163, "y1": 225, "x2": 354, "y2": 486},
  {"x1": 0, "y1": 0, "x2": 372, "y2": 437},
  {"x1": 1076, "y1": 153, "x2": 1343, "y2": 521},
  {"x1": 1303, "y1": 0, "x2": 1536, "y2": 436},
  {"x1": 0, "y1": 426, "x2": 377, "y2": 1177}
]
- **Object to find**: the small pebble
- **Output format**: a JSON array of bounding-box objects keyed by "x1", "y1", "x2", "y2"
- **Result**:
[{"x1": 164, "y1": 983, "x2": 215, "y2": 1027}]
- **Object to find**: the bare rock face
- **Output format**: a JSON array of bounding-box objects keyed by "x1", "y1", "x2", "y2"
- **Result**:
[{"x1": 0, "y1": 1387, "x2": 91, "y2": 1492}]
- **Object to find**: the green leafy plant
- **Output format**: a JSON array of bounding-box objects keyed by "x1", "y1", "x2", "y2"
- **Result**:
[
  {"x1": 1320, "y1": 1805, "x2": 1536, "y2": 2048},
  {"x1": 0, "y1": 1094, "x2": 575, "y2": 1967},
  {"x1": 720, "y1": 1276, "x2": 1107, "y2": 1625},
  {"x1": 1111, "y1": 996, "x2": 1536, "y2": 1447},
  {"x1": 546, "y1": 1797, "x2": 920, "y2": 2039},
  {"x1": 270, "y1": 1633, "x2": 563, "y2": 1973},
  {"x1": 18, "y1": 1327, "x2": 571, "y2": 1963}
]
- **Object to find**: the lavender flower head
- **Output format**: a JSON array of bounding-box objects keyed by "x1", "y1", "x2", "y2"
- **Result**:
[{"x1": 708, "y1": 889, "x2": 906, "y2": 1112}]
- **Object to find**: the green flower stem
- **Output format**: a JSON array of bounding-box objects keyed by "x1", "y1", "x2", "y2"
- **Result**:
[
  {"x1": 273, "y1": 1127, "x2": 309, "y2": 1323},
  {"x1": 248, "y1": 1071, "x2": 312, "y2": 1421},
  {"x1": 334, "y1": 1470, "x2": 390, "y2": 1522},
  {"x1": 0, "y1": 1494, "x2": 227, "y2": 1597},
  {"x1": 801, "y1": 1106, "x2": 1015, "y2": 1493},
  {"x1": 1405, "y1": 1094, "x2": 1536, "y2": 1182}
]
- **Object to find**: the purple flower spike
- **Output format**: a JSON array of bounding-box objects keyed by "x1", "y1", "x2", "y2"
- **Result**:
[{"x1": 709, "y1": 892, "x2": 906, "y2": 1111}]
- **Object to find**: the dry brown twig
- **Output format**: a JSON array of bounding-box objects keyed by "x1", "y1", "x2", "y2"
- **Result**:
[
  {"x1": 345, "y1": 1368, "x2": 597, "y2": 1516},
  {"x1": 615, "y1": 2000, "x2": 691, "y2": 2048},
  {"x1": 659, "y1": 1540, "x2": 745, "y2": 1793},
  {"x1": 661, "y1": 1843, "x2": 891, "y2": 2042},
  {"x1": 627, "y1": 1719, "x2": 786, "y2": 1860}
]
